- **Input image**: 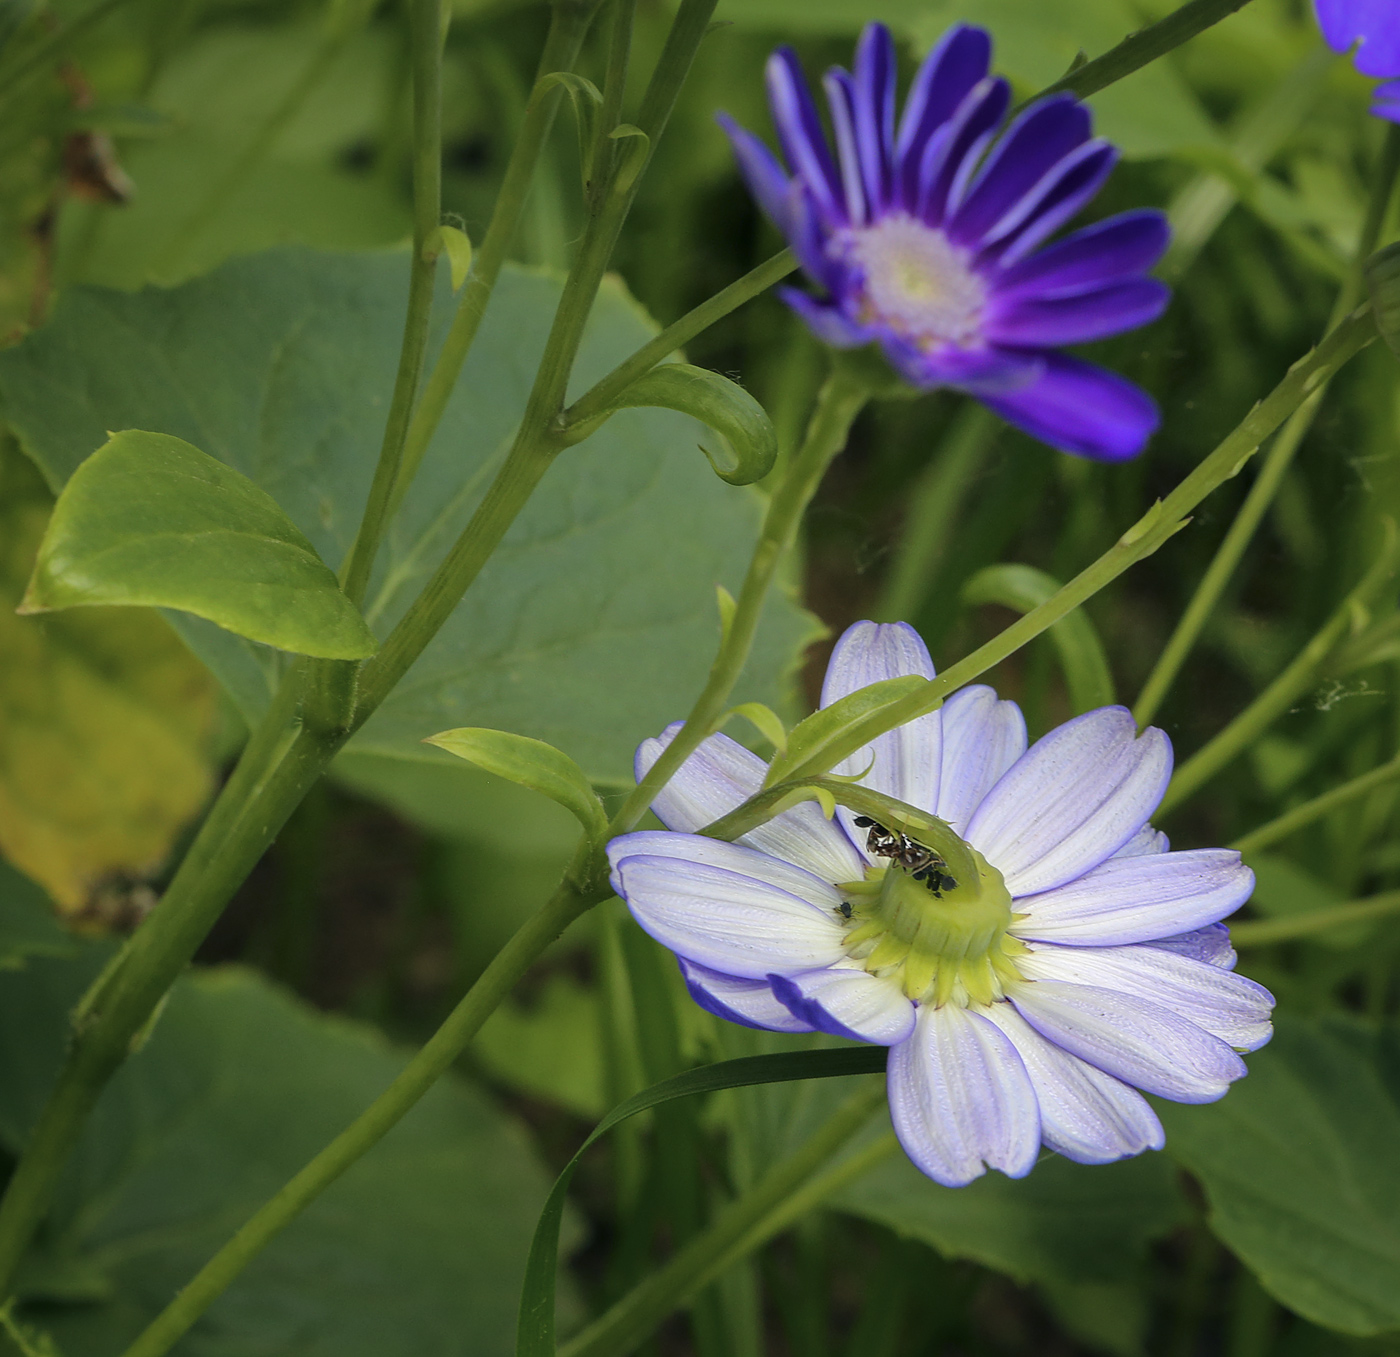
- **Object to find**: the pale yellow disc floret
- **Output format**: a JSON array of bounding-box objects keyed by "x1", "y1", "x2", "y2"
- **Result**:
[{"x1": 837, "y1": 840, "x2": 1026, "y2": 1009}]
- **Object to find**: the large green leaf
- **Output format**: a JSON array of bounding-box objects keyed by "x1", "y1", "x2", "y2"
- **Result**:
[
  {"x1": 713, "y1": 0, "x2": 1220, "y2": 160},
  {"x1": 1158, "y1": 1015, "x2": 1400, "y2": 1336},
  {"x1": 21, "y1": 430, "x2": 378, "y2": 660},
  {"x1": 0, "y1": 950, "x2": 575, "y2": 1355},
  {"x1": 0, "y1": 249, "x2": 818, "y2": 790},
  {"x1": 832, "y1": 1148, "x2": 1186, "y2": 1287},
  {"x1": 0, "y1": 860, "x2": 71, "y2": 971}
]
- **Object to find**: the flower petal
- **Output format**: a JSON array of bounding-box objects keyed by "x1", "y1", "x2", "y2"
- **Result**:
[
  {"x1": 607, "y1": 834, "x2": 848, "y2": 978},
  {"x1": 678, "y1": 957, "x2": 816, "y2": 1033},
  {"x1": 770, "y1": 966, "x2": 916, "y2": 1045},
  {"x1": 766, "y1": 47, "x2": 843, "y2": 220},
  {"x1": 1021, "y1": 942, "x2": 1274, "y2": 1051},
  {"x1": 1144, "y1": 922, "x2": 1236, "y2": 968},
  {"x1": 967, "y1": 707, "x2": 1171, "y2": 894},
  {"x1": 853, "y1": 22, "x2": 897, "y2": 211},
  {"x1": 1011, "y1": 979, "x2": 1247, "y2": 1103},
  {"x1": 935, "y1": 684, "x2": 1027, "y2": 834},
  {"x1": 820, "y1": 621, "x2": 942, "y2": 826},
  {"x1": 890, "y1": 338, "x2": 1043, "y2": 394},
  {"x1": 824, "y1": 69, "x2": 871, "y2": 225},
  {"x1": 982, "y1": 1001, "x2": 1164, "y2": 1163},
  {"x1": 984, "y1": 279, "x2": 1169, "y2": 347},
  {"x1": 978, "y1": 353, "x2": 1160, "y2": 462},
  {"x1": 1011, "y1": 849, "x2": 1254, "y2": 946},
  {"x1": 781, "y1": 288, "x2": 878, "y2": 349},
  {"x1": 948, "y1": 95, "x2": 1092, "y2": 246},
  {"x1": 995, "y1": 211, "x2": 1170, "y2": 300},
  {"x1": 637, "y1": 724, "x2": 866, "y2": 883},
  {"x1": 1112, "y1": 823, "x2": 1170, "y2": 858},
  {"x1": 1316, "y1": 0, "x2": 1400, "y2": 75},
  {"x1": 915, "y1": 76, "x2": 1011, "y2": 226},
  {"x1": 981, "y1": 141, "x2": 1117, "y2": 264},
  {"x1": 1373, "y1": 77, "x2": 1400, "y2": 122},
  {"x1": 887, "y1": 1003, "x2": 1041, "y2": 1185},
  {"x1": 717, "y1": 114, "x2": 794, "y2": 237},
  {"x1": 895, "y1": 25, "x2": 992, "y2": 200}
]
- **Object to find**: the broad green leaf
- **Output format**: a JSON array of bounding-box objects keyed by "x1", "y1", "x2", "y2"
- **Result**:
[
  {"x1": 475, "y1": 972, "x2": 606, "y2": 1118},
  {"x1": 21, "y1": 431, "x2": 378, "y2": 660},
  {"x1": 0, "y1": 860, "x2": 72, "y2": 971},
  {"x1": 64, "y1": 24, "x2": 409, "y2": 290},
  {"x1": 425, "y1": 727, "x2": 607, "y2": 842},
  {"x1": 713, "y1": 0, "x2": 1220, "y2": 161},
  {"x1": 598, "y1": 364, "x2": 778, "y2": 486},
  {"x1": 0, "y1": 445, "x2": 215, "y2": 914},
  {"x1": 1158, "y1": 1016, "x2": 1400, "y2": 1336},
  {"x1": 763, "y1": 675, "x2": 927, "y2": 788},
  {"x1": 0, "y1": 249, "x2": 818, "y2": 790},
  {"x1": 0, "y1": 950, "x2": 577, "y2": 1355},
  {"x1": 833, "y1": 1147, "x2": 1185, "y2": 1287},
  {"x1": 961, "y1": 563, "x2": 1116, "y2": 714},
  {"x1": 1365, "y1": 241, "x2": 1400, "y2": 360}
]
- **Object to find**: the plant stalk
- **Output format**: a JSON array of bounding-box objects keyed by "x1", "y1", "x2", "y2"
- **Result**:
[{"x1": 1230, "y1": 753, "x2": 1400, "y2": 856}]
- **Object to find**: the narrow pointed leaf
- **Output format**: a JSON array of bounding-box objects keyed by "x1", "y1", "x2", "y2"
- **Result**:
[
  {"x1": 424, "y1": 728, "x2": 606, "y2": 842},
  {"x1": 20, "y1": 431, "x2": 377, "y2": 660}
]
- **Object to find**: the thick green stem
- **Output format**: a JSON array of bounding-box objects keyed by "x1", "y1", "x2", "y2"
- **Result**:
[
  {"x1": 1231, "y1": 890, "x2": 1400, "y2": 946},
  {"x1": 385, "y1": 0, "x2": 600, "y2": 518},
  {"x1": 1035, "y1": 0, "x2": 1257, "y2": 104},
  {"x1": 339, "y1": 0, "x2": 444, "y2": 608},
  {"x1": 1230, "y1": 754, "x2": 1400, "y2": 856},
  {"x1": 1160, "y1": 526, "x2": 1400, "y2": 815},
  {"x1": 558, "y1": 1084, "x2": 887, "y2": 1357},
  {"x1": 610, "y1": 370, "x2": 869, "y2": 836},
  {"x1": 1135, "y1": 124, "x2": 1400, "y2": 726},
  {"x1": 117, "y1": 871, "x2": 604, "y2": 1357},
  {"x1": 766, "y1": 310, "x2": 1378, "y2": 786}
]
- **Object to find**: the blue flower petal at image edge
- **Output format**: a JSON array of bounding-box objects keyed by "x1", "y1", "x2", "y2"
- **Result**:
[
  {"x1": 607, "y1": 622, "x2": 1273, "y2": 1187},
  {"x1": 719, "y1": 23, "x2": 1172, "y2": 462},
  {"x1": 1316, "y1": 0, "x2": 1400, "y2": 121}
]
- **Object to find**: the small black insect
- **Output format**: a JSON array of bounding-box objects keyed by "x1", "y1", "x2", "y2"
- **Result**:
[
  {"x1": 852, "y1": 815, "x2": 958, "y2": 896},
  {"x1": 837, "y1": 901, "x2": 855, "y2": 921}
]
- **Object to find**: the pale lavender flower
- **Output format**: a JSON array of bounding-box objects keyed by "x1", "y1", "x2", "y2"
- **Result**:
[
  {"x1": 607, "y1": 622, "x2": 1273, "y2": 1186},
  {"x1": 719, "y1": 23, "x2": 1170, "y2": 461},
  {"x1": 1315, "y1": 0, "x2": 1400, "y2": 121}
]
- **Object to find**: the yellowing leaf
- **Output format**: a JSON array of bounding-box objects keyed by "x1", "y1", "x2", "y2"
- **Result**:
[{"x1": 0, "y1": 445, "x2": 216, "y2": 915}]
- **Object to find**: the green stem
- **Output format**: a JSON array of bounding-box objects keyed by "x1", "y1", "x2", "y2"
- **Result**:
[
  {"x1": 1134, "y1": 124, "x2": 1400, "y2": 726},
  {"x1": 769, "y1": 308, "x2": 1378, "y2": 786},
  {"x1": 561, "y1": 249, "x2": 798, "y2": 430},
  {"x1": 117, "y1": 873, "x2": 604, "y2": 1357},
  {"x1": 338, "y1": 0, "x2": 444, "y2": 607},
  {"x1": 162, "y1": 13, "x2": 353, "y2": 274},
  {"x1": 1159, "y1": 526, "x2": 1400, "y2": 815},
  {"x1": 610, "y1": 370, "x2": 869, "y2": 837},
  {"x1": 385, "y1": 0, "x2": 600, "y2": 520},
  {"x1": 558, "y1": 1085, "x2": 887, "y2": 1357},
  {"x1": 1036, "y1": 0, "x2": 1257, "y2": 104},
  {"x1": 1231, "y1": 890, "x2": 1400, "y2": 946},
  {"x1": 875, "y1": 403, "x2": 995, "y2": 624},
  {"x1": 1230, "y1": 753, "x2": 1400, "y2": 856}
]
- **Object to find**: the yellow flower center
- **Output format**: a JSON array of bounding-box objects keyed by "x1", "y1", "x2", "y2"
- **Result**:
[
  {"x1": 843, "y1": 213, "x2": 985, "y2": 350},
  {"x1": 838, "y1": 840, "x2": 1025, "y2": 1008}
]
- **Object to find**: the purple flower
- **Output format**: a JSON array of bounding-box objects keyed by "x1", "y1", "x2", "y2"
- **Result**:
[
  {"x1": 720, "y1": 24, "x2": 1171, "y2": 462},
  {"x1": 607, "y1": 621, "x2": 1273, "y2": 1187},
  {"x1": 1315, "y1": 0, "x2": 1400, "y2": 121}
]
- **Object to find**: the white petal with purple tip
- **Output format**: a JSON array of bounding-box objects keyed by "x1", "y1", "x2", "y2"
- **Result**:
[
  {"x1": 982, "y1": 1001, "x2": 1164, "y2": 1163},
  {"x1": 607, "y1": 838, "x2": 847, "y2": 979},
  {"x1": 1113, "y1": 823, "x2": 1169, "y2": 857},
  {"x1": 966, "y1": 708, "x2": 1171, "y2": 894},
  {"x1": 1020, "y1": 943, "x2": 1274, "y2": 1051},
  {"x1": 769, "y1": 966, "x2": 916, "y2": 1045},
  {"x1": 1145, "y1": 923, "x2": 1236, "y2": 969},
  {"x1": 886, "y1": 1003, "x2": 1040, "y2": 1186},
  {"x1": 1011, "y1": 979, "x2": 1246, "y2": 1102},
  {"x1": 1010, "y1": 850, "x2": 1253, "y2": 946},
  {"x1": 678, "y1": 958, "x2": 816, "y2": 1034},
  {"x1": 637, "y1": 725, "x2": 865, "y2": 883},
  {"x1": 935, "y1": 684, "x2": 1026, "y2": 833}
]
